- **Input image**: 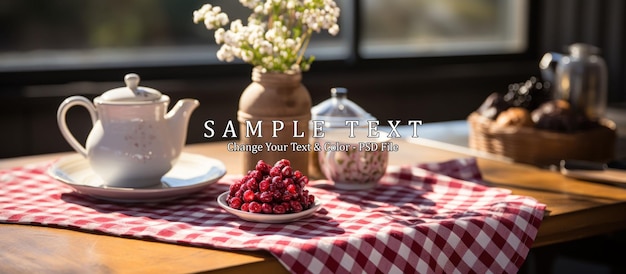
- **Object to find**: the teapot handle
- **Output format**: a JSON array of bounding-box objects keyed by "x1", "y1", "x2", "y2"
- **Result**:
[
  {"x1": 539, "y1": 52, "x2": 563, "y2": 84},
  {"x1": 57, "y1": 96, "x2": 98, "y2": 157}
]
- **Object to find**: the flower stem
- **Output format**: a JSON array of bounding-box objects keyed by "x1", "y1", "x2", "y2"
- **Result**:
[{"x1": 296, "y1": 29, "x2": 313, "y2": 66}]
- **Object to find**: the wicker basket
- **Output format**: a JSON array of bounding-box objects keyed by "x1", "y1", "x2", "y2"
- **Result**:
[{"x1": 467, "y1": 112, "x2": 617, "y2": 166}]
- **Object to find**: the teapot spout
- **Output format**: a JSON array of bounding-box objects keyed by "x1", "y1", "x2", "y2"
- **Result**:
[{"x1": 166, "y1": 99, "x2": 200, "y2": 153}]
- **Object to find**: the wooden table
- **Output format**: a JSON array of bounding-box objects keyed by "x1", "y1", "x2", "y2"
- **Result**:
[{"x1": 2, "y1": 140, "x2": 626, "y2": 273}]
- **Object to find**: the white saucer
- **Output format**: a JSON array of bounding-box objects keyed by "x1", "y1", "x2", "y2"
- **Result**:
[
  {"x1": 217, "y1": 192, "x2": 322, "y2": 223},
  {"x1": 48, "y1": 153, "x2": 226, "y2": 203}
]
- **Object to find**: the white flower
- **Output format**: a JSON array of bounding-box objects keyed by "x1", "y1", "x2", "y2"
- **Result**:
[
  {"x1": 285, "y1": 38, "x2": 296, "y2": 48},
  {"x1": 193, "y1": 0, "x2": 341, "y2": 72},
  {"x1": 230, "y1": 19, "x2": 243, "y2": 32},
  {"x1": 192, "y1": 4, "x2": 212, "y2": 24},
  {"x1": 216, "y1": 46, "x2": 234, "y2": 62},
  {"x1": 214, "y1": 28, "x2": 226, "y2": 44},
  {"x1": 194, "y1": 4, "x2": 229, "y2": 30},
  {"x1": 241, "y1": 50, "x2": 254, "y2": 62},
  {"x1": 328, "y1": 24, "x2": 340, "y2": 36},
  {"x1": 259, "y1": 41, "x2": 273, "y2": 55},
  {"x1": 264, "y1": 28, "x2": 276, "y2": 42},
  {"x1": 217, "y1": 13, "x2": 229, "y2": 26},
  {"x1": 239, "y1": 0, "x2": 258, "y2": 9}
]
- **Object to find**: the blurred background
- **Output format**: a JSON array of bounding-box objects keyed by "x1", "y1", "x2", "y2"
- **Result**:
[{"x1": 1, "y1": 0, "x2": 624, "y2": 157}]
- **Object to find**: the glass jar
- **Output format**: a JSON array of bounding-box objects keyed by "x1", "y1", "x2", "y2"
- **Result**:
[{"x1": 308, "y1": 87, "x2": 375, "y2": 179}]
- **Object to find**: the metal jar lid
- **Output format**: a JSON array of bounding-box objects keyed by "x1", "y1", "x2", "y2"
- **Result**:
[{"x1": 311, "y1": 87, "x2": 375, "y2": 128}]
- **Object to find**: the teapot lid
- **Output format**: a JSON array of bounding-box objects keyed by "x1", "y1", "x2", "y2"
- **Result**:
[
  {"x1": 311, "y1": 87, "x2": 375, "y2": 128},
  {"x1": 100, "y1": 73, "x2": 163, "y2": 102}
]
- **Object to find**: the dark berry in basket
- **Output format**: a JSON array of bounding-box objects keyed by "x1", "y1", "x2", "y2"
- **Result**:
[
  {"x1": 227, "y1": 159, "x2": 315, "y2": 214},
  {"x1": 504, "y1": 76, "x2": 553, "y2": 110},
  {"x1": 476, "y1": 92, "x2": 511, "y2": 120},
  {"x1": 531, "y1": 100, "x2": 579, "y2": 132}
]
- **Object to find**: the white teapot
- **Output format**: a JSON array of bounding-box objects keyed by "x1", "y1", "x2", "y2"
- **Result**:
[{"x1": 57, "y1": 73, "x2": 199, "y2": 188}]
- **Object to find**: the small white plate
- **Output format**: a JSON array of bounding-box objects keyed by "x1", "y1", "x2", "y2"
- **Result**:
[
  {"x1": 217, "y1": 192, "x2": 322, "y2": 223},
  {"x1": 48, "y1": 153, "x2": 226, "y2": 203}
]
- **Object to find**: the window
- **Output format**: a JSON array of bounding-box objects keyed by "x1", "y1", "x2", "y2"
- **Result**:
[
  {"x1": 0, "y1": 0, "x2": 527, "y2": 74},
  {"x1": 361, "y1": 0, "x2": 528, "y2": 58},
  {"x1": 0, "y1": 0, "x2": 352, "y2": 72}
]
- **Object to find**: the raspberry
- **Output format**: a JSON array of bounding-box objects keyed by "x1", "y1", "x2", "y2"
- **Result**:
[
  {"x1": 272, "y1": 176, "x2": 284, "y2": 189},
  {"x1": 269, "y1": 166, "x2": 282, "y2": 177},
  {"x1": 229, "y1": 182, "x2": 241, "y2": 196},
  {"x1": 245, "y1": 177, "x2": 258, "y2": 191},
  {"x1": 282, "y1": 192, "x2": 294, "y2": 201},
  {"x1": 259, "y1": 178, "x2": 270, "y2": 192},
  {"x1": 290, "y1": 200, "x2": 303, "y2": 212},
  {"x1": 298, "y1": 176, "x2": 309, "y2": 185},
  {"x1": 293, "y1": 170, "x2": 303, "y2": 179},
  {"x1": 281, "y1": 166, "x2": 293, "y2": 177},
  {"x1": 226, "y1": 158, "x2": 317, "y2": 215},
  {"x1": 241, "y1": 203, "x2": 249, "y2": 212},
  {"x1": 255, "y1": 160, "x2": 270, "y2": 174},
  {"x1": 272, "y1": 189, "x2": 282, "y2": 201},
  {"x1": 261, "y1": 203, "x2": 273, "y2": 214},
  {"x1": 248, "y1": 201, "x2": 262, "y2": 213},
  {"x1": 259, "y1": 191, "x2": 273, "y2": 203},
  {"x1": 228, "y1": 196, "x2": 242, "y2": 209},
  {"x1": 243, "y1": 189, "x2": 255, "y2": 202},
  {"x1": 300, "y1": 195, "x2": 310, "y2": 207},
  {"x1": 286, "y1": 184, "x2": 297, "y2": 194},
  {"x1": 249, "y1": 169, "x2": 262, "y2": 181},
  {"x1": 283, "y1": 177, "x2": 294, "y2": 187},
  {"x1": 273, "y1": 204, "x2": 286, "y2": 214},
  {"x1": 276, "y1": 159, "x2": 290, "y2": 168},
  {"x1": 234, "y1": 189, "x2": 243, "y2": 199},
  {"x1": 281, "y1": 202, "x2": 291, "y2": 212}
]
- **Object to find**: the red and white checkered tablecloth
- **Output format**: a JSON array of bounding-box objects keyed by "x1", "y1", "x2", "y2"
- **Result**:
[{"x1": 0, "y1": 157, "x2": 545, "y2": 274}]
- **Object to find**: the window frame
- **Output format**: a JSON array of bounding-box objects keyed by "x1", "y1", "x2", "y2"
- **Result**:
[{"x1": 0, "y1": 0, "x2": 540, "y2": 87}]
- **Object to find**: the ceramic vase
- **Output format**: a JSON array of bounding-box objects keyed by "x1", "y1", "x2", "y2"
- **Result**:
[{"x1": 237, "y1": 67, "x2": 312, "y2": 174}]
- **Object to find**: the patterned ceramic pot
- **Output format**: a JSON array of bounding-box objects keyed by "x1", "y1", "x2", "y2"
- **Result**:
[{"x1": 318, "y1": 129, "x2": 389, "y2": 190}]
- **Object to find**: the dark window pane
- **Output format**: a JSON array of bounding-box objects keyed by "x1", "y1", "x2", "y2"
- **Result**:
[{"x1": 0, "y1": 0, "x2": 350, "y2": 71}]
